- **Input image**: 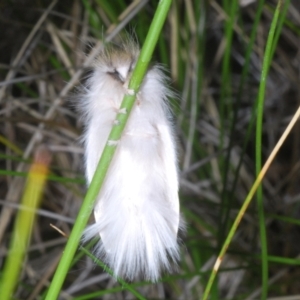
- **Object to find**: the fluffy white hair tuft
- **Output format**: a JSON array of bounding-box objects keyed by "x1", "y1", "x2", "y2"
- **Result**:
[{"x1": 80, "y1": 37, "x2": 181, "y2": 282}]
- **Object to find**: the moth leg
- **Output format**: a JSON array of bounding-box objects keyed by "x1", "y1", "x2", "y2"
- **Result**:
[
  {"x1": 118, "y1": 108, "x2": 127, "y2": 114},
  {"x1": 126, "y1": 88, "x2": 135, "y2": 95},
  {"x1": 107, "y1": 140, "x2": 119, "y2": 146}
]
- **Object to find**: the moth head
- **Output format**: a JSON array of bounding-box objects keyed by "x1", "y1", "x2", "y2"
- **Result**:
[
  {"x1": 98, "y1": 39, "x2": 139, "y2": 84},
  {"x1": 106, "y1": 60, "x2": 133, "y2": 84}
]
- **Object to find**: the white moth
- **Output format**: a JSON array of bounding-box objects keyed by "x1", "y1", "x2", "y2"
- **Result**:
[{"x1": 80, "y1": 38, "x2": 180, "y2": 282}]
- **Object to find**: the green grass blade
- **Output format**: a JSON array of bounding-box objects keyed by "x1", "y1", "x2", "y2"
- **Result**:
[
  {"x1": 0, "y1": 148, "x2": 50, "y2": 299},
  {"x1": 218, "y1": 0, "x2": 239, "y2": 246},
  {"x1": 255, "y1": 1, "x2": 284, "y2": 298}
]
